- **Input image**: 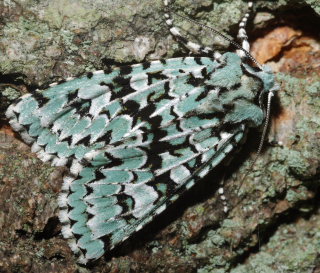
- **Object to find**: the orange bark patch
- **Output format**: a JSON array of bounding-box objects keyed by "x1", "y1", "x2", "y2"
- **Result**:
[
  {"x1": 0, "y1": 124, "x2": 15, "y2": 136},
  {"x1": 251, "y1": 26, "x2": 320, "y2": 76},
  {"x1": 251, "y1": 26, "x2": 302, "y2": 64},
  {"x1": 278, "y1": 36, "x2": 320, "y2": 74}
]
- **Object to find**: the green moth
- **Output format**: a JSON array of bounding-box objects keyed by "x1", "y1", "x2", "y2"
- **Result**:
[{"x1": 5, "y1": 0, "x2": 278, "y2": 264}]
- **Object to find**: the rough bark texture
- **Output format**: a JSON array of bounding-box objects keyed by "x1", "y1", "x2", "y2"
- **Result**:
[{"x1": 0, "y1": 0, "x2": 319, "y2": 272}]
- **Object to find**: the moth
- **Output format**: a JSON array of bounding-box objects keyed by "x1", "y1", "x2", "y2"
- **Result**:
[{"x1": 5, "y1": 0, "x2": 279, "y2": 264}]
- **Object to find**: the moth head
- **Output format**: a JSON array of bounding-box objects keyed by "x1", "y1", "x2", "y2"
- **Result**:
[
  {"x1": 260, "y1": 64, "x2": 280, "y2": 94},
  {"x1": 242, "y1": 62, "x2": 279, "y2": 97},
  {"x1": 256, "y1": 65, "x2": 279, "y2": 114}
]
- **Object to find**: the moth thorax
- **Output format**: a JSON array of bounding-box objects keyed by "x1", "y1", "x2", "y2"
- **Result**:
[{"x1": 241, "y1": 74, "x2": 264, "y2": 97}]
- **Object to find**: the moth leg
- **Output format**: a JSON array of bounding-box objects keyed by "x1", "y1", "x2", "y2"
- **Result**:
[
  {"x1": 236, "y1": 1, "x2": 253, "y2": 59},
  {"x1": 163, "y1": 0, "x2": 217, "y2": 57}
]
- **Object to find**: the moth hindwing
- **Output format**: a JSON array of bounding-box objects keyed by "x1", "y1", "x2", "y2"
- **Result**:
[{"x1": 5, "y1": 0, "x2": 278, "y2": 264}]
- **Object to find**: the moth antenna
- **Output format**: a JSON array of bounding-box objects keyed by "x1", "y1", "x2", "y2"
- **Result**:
[
  {"x1": 236, "y1": 2, "x2": 254, "y2": 58},
  {"x1": 163, "y1": 0, "x2": 215, "y2": 55},
  {"x1": 171, "y1": 11, "x2": 263, "y2": 70},
  {"x1": 236, "y1": 91, "x2": 274, "y2": 195}
]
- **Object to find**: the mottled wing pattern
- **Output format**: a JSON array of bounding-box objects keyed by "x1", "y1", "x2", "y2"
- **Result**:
[
  {"x1": 6, "y1": 53, "x2": 264, "y2": 263},
  {"x1": 6, "y1": 56, "x2": 222, "y2": 165},
  {"x1": 58, "y1": 119, "x2": 245, "y2": 263}
]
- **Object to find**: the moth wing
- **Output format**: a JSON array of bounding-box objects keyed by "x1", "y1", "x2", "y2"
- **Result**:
[
  {"x1": 57, "y1": 56, "x2": 248, "y2": 262},
  {"x1": 5, "y1": 57, "x2": 220, "y2": 166},
  {"x1": 7, "y1": 55, "x2": 254, "y2": 263},
  {"x1": 59, "y1": 122, "x2": 245, "y2": 263}
]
